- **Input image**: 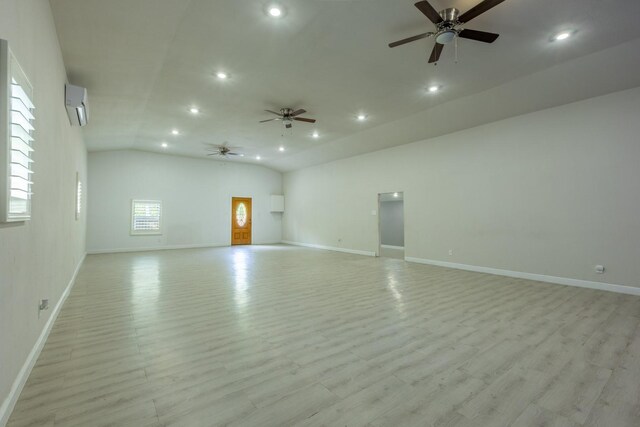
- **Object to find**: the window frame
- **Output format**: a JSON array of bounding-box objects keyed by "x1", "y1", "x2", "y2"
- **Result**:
[
  {"x1": 0, "y1": 38, "x2": 35, "y2": 223},
  {"x1": 75, "y1": 172, "x2": 82, "y2": 220},
  {"x1": 130, "y1": 199, "x2": 163, "y2": 236}
]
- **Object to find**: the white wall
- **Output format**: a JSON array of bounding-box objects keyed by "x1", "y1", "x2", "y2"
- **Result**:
[
  {"x1": 379, "y1": 200, "x2": 404, "y2": 247},
  {"x1": 87, "y1": 150, "x2": 282, "y2": 252},
  {"x1": 0, "y1": 0, "x2": 87, "y2": 422},
  {"x1": 284, "y1": 87, "x2": 640, "y2": 289}
]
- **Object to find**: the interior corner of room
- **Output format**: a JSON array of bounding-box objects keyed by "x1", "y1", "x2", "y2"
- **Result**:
[{"x1": 1, "y1": 0, "x2": 640, "y2": 426}]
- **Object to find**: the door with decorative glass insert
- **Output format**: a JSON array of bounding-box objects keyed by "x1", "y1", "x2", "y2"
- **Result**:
[{"x1": 231, "y1": 197, "x2": 252, "y2": 245}]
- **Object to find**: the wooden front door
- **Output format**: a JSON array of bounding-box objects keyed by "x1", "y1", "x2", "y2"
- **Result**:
[{"x1": 231, "y1": 197, "x2": 252, "y2": 245}]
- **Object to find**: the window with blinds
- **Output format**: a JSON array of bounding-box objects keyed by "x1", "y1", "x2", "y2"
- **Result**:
[
  {"x1": 131, "y1": 200, "x2": 162, "y2": 235},
  {"x1": 75, "y1": 172, "x2": 82, "y2": 220},
  {"x1": 1, "y1": 39, "x2": 35, "y2": 222}
]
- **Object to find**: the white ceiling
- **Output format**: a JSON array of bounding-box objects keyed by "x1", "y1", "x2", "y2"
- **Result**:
[{"x1": 50, "y1": 0, "x2": 640, "y2": 171}]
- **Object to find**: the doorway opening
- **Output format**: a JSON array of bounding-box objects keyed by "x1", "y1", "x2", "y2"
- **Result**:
[
  {"x1": 231, "y1": 197, "x2": 252, "y2": 245},
  {"x1": 378, "y1": 192, "x2": 404, "y2": 259}
]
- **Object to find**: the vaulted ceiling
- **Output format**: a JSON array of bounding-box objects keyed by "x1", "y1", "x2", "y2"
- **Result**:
[{"x1": 50, "y1": 0, "x2": 640, "y2": 171}]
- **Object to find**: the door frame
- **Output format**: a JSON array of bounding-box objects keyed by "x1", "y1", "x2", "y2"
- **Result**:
[
  {"x1": 377, "y1": 191, "x2": 405, "y2": 258},
  {"x1": 230, "y1": 196, "x2": 253, "y2": 245}
]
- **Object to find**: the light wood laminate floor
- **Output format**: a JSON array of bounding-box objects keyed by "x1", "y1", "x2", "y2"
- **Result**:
[
  {"x1": 379, "y1": 246, "x2": 404, "y2": 260},
  {"x1": 8, "y1": 245, "x2": 640, "y2": 426}
]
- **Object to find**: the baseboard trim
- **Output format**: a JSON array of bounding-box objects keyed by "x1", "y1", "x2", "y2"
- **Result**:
[
  {"x1": 0, "y1": 253, "x2": 87, "y2": 427},
  {"x1": 87, "y1": 242, "x2": 285, "y2": 255},
  {"x1": 405, "y1": 256, "x2": 640, "y2": 296},
  {"x1": 282, "y1": 241, "x2": 376, "y2": 257},
  {"x1": 87, "y1": 243, "x2": 229, "y2": 254},
  {"x1": 381, "y1": 245, "x2": 404, "y2": 250}
]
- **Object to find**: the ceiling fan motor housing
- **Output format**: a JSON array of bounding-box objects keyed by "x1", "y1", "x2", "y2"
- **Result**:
[
  {"x1": 436, "y1": 8, "x2": 460, "y2": 44},
  {"x1": 439, "y1": 7, "x2": 460, "y2": 22}
]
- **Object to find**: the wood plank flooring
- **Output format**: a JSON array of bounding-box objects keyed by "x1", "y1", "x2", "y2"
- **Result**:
[{"x1": 7, "y1": 245, "x2": 640, "y2": 426}]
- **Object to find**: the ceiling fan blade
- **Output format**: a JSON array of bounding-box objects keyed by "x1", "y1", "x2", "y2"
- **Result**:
[
  {"x1": 428, "y1": 42, "x2": 444, "y2": 63},
  {"x1": 227, "y1": 152, "x2": 240, "y2": 156},
  {"x1": 206, "y1": 153, "x2": 221, "y2": 156},
  {"x1": 290, "y1": 109, "x2": 306, "y2": 116},
  {"x1": 458, "y1": 28, "x2": 499, "y2": 43},
  {"x1": 260, "y1": 118, "x2": 280, "y2": 123},
  {"x1": 293, "y1": 117, "x2": 316, "y2": 123},
  {"x1": 458, "y1": 0, "x2": 506, "y2": 23},
  {"x1": 389, "y1": 32, "x2": 433, "y2": 48},
  {"x1": 414, "y1": 1, "x2": 443, "y2": 24},
  {"x1": 265, "y1": 110, "x2": 282, "y2": 115}
]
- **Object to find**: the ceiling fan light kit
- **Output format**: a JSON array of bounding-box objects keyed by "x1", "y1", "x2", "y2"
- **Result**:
[
  {"x1": 259, "y1": 108, "x2": 317, "y2": 129},
  {"x1": 436, "y1": 30, "x2": 457, "y2": 45},
  {"x1": 204, "y1": 143, "x2": 242, "y2": 158},
  {"x1": 389, "y1": 0, "x2": 505, "y2": 64}
]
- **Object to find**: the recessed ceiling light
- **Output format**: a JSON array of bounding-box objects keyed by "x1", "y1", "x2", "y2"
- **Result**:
[
  {"x1": 216, "y1": 72, "x2": 228, "y2": 80},
  {"x1": 268, "y1": 6, "x2": 282, "y2": 17},
  {"x1": 240, "y1": 154, "x2": 245, "y2": 157},
  {"x1": 161, "y1": 142, "x2": 168, "y2": 148},
  {"x1": 554, "y1": 31, "x2": 572, "y2": 41},
  {"x1": 428, "y1": 85, "x2": 440, "y2": 93},
  {"x1": 279, "y1": 146, "x2": 285, "y2": 152},
  {"x1": 312, "y1": 131, "x2": 319, "y2": 138},
  {"x1": 171, "y1": 129, "x2": 179, "y2": 135},
  {"x1": 189, "y1": 107, "x2": 200, "y2": 114},
  {"x1": 393, "y1": 192, "x2": 399, "y2": 197},
  {"x1": 357, "y1": 114, "x2": 367, "y2": 121},
  {"x1": 256, "y1": 155, "x2": 261, "y2": 160}
]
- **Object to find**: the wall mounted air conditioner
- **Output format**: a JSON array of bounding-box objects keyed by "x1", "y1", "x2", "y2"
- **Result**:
[
  {"x1": 65, "y1": 84, "x2": 89, "y2": 126},
  {"x1": 270, "y1": 195, "x2": 285, "y2": 212}
]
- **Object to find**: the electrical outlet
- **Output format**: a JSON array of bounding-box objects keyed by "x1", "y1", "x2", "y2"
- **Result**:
[
  {"x1": 449, "y1": 249, "x2": 453, "y2": 256},
  {"x1": 38, "y1": 299, "x2": 49, "y2": 318},
  {"x1": 595, "y1": 265, "x2": 605, "y2": 274}
]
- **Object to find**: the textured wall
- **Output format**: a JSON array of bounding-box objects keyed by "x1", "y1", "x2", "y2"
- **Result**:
[
  {"x1": 0, "y1": 0, "x2": 87, "y2": 418},
  {"x1": 284, "y1": 88, "x2": 640, "y2": 288},
  {"x1": 87, "y1": 150, "x2": 283, "y2": 252}
]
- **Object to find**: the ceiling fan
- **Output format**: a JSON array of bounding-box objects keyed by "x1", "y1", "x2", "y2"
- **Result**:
[
  {"x1": 260, "y1": 108, "x2": 316, "y2": 129},
  {"x1": 388, "y1": 0, "x2": 506, "y2": 63},
  {"x1": 204, "y1": 143, "x2": 242, "y2": 157}
]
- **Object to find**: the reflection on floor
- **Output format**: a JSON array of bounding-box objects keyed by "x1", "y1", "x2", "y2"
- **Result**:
[
  {"x1": 8, "y1": 244, "x2": 640, "y2": 426},
  {"x1": 380, "y1": 245, "x2": 404, "y2": 259}
]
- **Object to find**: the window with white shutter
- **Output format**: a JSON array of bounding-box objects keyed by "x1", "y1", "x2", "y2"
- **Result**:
[
  {"x1": 75, "y1": 172, "x2": 82, "y2": 220},
  {"x1": 1, "y1": 39, "x2": 35, "y2": 222},
  {"x1": 131, "y1": 200, "x2": 162, "y2": 235}
]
